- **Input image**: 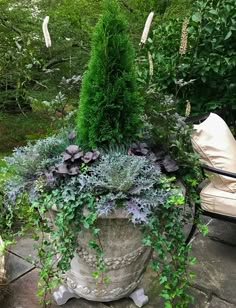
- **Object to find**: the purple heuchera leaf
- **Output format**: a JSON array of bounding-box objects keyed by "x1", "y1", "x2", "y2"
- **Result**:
[
  {"x1": 66, "y1": 145, "x2": 80, "y2": 155},
  {"x1": 53, "y1": 146, "x2": 100, "y2": 177},
  {"x1": 147, "y1": 152, "x2": 157, "y2": 162},
  {"x1": 82, "y1": 152, "x2": 94, "y2": 163},
  {"x1": 152, "y1": 149, "x2": 166, "y2": 161},
  {"x1": 82, "y1": 150, "x2": 100, "y2": 163},
  {"x1": 92, "y1": 150, "x2": 100, "y2": 160},
  {"x1": 63, "y1": 152, "x2": 72, "y2": 161},
  {"x1": 129, "y1": 142, "x2": 149, "y2": 156},
  {"x1": 56, "y1": 165, "x2": 69, "y2": 174},
  {"x1": 68, "y1": 166, "x2": 80, "y2": 175},
  {"x1": 74, "y1": 151, "x2": 84, "y2": 160},
  {"x1": 162, "y1": 155, "x2": 179, "y2": 172}
]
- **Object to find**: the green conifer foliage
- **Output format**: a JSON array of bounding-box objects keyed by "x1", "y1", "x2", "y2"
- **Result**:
[{"x1": 77, "y1": 0, "x2": 142, "y2": 149}]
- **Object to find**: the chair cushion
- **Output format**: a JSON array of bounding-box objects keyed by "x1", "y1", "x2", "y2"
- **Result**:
[
  {"x1": 192, "y1": 113, "x2": 236, "y2": 192},
  {"x1": 200, "y1": 182, "x2": 236, "y2": 217}
]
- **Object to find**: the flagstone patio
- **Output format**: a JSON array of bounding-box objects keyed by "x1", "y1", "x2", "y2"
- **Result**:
[{"x1": 1, "y1": 218, "x2": 236, "y2": 308}]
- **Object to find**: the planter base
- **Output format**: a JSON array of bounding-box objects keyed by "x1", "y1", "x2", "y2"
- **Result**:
[
  {"x1": 53, "y1": 286, "x2": 148, "y2": 307},
  {"x1": 129, "y1": 288, "x2": 149, "y2": 308},
  {"x1": 53, "y1": 285, "x2": 80, "y2": 305}
]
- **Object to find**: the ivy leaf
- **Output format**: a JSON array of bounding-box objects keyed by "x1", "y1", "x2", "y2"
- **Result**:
[
  {"x1": 103, "y1": 276, "x2": 110, "y2": 283},
  {"x1": 150, "y1": 260, "x2": 160, "y2": 271},
  {"x1": 83, "y1": 212, "x2": 97, "y2": 228},
  {"x1": 224, "y1": 30, "x2": 232, "y2": 40},
  {"x1": 161, "y1": 290, "x2": 171, "y2": 299},
  {"x1": 92, "y1": 271, "x2": 99, "y2": 278},
  {"x1": 142, "y1": 237, "x2": 152, "y2": 246},
  {"x1": 160, "y1": 275, "x2": 168, "y2": 284},
  {"x1": 189, "y1": 271, "x2": 196, "y2": 279},
  {"x1": 88, "y1": 240, "x2": 97, "y2": 249},
  {"x1": 189, "y1": 256, "x2": 196, "y2": 265},
  {"x1": 165, "y1": 302, "x2": 172, "y2": 308},
  {"x1": 198, "y1": 224, "x2": 208, "y2": 236},
  {"x1": 92, "y1": 227, "x2": 100, "y2": 235}
]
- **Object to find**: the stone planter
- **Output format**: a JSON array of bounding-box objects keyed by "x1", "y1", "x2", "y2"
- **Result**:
[{"x1": 52, "y1": 209, "x2": 153, "y2": 307}]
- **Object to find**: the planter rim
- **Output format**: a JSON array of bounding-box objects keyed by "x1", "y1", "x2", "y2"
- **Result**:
[
  {"x1": 83, "y1": 208, "x2": 130, "y2": 219},
  {"x1": 51, "y1": 205, "x2": 131, "y2": 220}
]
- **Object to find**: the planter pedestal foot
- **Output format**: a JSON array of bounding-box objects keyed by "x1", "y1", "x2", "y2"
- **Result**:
[
  {"x1": 129, "y1": 288, "x2": 148, "y2": 307},
  {"x1": 53, "y1": 285, "x2": 80, "y2": 305}
]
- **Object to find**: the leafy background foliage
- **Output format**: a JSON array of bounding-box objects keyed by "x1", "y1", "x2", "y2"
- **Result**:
[
  {"x1": 139, "y1": 0, "x2": 236, "y2": 120},
  {"x1": 0, "y1": 0, "x2": 192, "y2": 113}
]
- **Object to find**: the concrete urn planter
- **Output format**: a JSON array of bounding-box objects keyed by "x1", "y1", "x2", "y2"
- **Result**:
[{"x1": 53, "y1": 209, "x2": 153, "y2": 307}]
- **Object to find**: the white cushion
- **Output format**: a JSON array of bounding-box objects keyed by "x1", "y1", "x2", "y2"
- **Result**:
[
  {"x1": 200, "y1": 182, "x2": 236, "y2": 217},
  {"x1": 192, "y1": 113, "x2": 236, "y2": 192}
]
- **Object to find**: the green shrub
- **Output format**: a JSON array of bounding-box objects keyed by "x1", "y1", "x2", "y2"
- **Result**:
[
  {"x1": 77, "y1": 0, "x2": 143, "y2": 149},
  {"x1": 138, "y1": 0, "x2": 236, "y2": 118}
]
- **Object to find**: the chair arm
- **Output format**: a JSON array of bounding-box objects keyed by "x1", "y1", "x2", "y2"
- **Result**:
[{"x1": 201, "y1": 164, "x2": 236, "y2": 179}]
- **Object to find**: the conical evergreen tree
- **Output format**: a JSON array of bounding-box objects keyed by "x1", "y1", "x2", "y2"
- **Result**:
[{"x1": 77, "y1": 0, "x2": 142, "y2": 149}]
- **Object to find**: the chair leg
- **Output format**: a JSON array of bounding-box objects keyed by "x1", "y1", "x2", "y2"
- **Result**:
[
  {"x1": 185, "y1": 223, "x2": 197, "y2": 245},
  {"x1": 185, "y1": 204, "x2": 199, "y2": 245}
]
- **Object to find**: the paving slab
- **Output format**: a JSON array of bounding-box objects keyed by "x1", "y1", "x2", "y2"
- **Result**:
[
  {"x1": 206, "y1": 219, "x2": 236, "y2": 245},
  {"x1": 106, "y1": 286, "x2": 209, "y2": 308},
  {"x1": 0, "y1": 268, "x2": 109, "y2": 308},
  {"x1": 1, "y1": 269, "x2": 40, "y2": 308},
  {"x1": 190, "y1": 233, "x2": 236, "y2": 305},
  {"x1": 188, "y1": 287, "x2": 209, "y2": 308},
  {"x1": 5, "y1": 252, "x2": 34, "y2": 282},
  {"x1": 208, "y1": 296, "x2": 236, "y2": 308},
  {"x1": 9, "y1": 235, "x2": 39, "y2": 263},
  {"x1": 52, "y1": 298, "x2": 109, "y2": 308}
]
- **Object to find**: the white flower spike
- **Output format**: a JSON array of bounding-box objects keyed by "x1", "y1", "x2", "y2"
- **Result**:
[
  {"x1": 148, "y1": 51, "x2": 153, "y2": 77},
  {"x1": 42, "y1": 16, "x2": 51, "y2": 48},
  {"x1": 140, "y1": 12, "x2": 154, "y2": 45}
]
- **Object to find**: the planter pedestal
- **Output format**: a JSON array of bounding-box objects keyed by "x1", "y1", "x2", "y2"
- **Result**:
[
  {"x1": 52, "y1": 209, "x2": 152, "y2": 307},
  {"x1": 54, "y1": 285, "x2": 148, "y2": 307}
]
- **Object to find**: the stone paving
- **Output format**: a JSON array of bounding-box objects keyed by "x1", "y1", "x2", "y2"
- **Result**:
[{"x1": 1, "y1": 218, "x2": 236, "y2": 308}]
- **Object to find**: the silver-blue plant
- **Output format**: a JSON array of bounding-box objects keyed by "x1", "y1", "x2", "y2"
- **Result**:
[{"x1": 84, "y1": 152, "x2": 171, "y2": 224}]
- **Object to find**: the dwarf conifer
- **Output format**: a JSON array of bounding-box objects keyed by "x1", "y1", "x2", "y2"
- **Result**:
[{"x1": 77, "y1": 0, "x2": 142, "y2": 148}]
